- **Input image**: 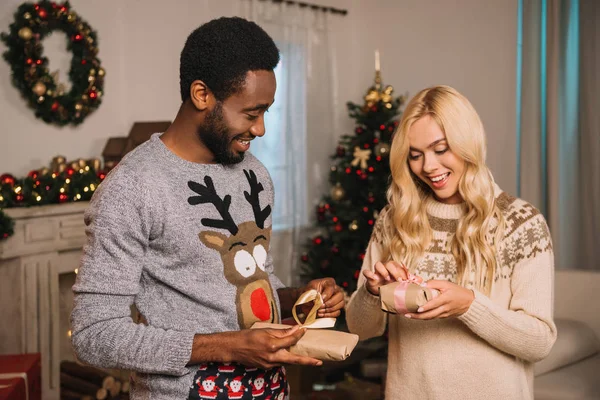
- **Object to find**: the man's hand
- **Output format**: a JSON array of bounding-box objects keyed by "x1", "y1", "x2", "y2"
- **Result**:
[
  {"x1": 304, "y1": 278, "x2": 345, "y2": 318},
  {"x1": 404, "y1": 280, "x2": 474, "y2": 320},
  {"x1": 229, "y1": 327, "x2": 322, "y2": 369},
  {"x1": 189, "y1": 326, "x2": 323, "y2": 369},
  {"x1": 363, "y1": 261, "x2": 408, "y2": 296}
]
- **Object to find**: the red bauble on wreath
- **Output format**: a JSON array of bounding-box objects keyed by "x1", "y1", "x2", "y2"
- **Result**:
[{"x1": 0, "y1": 1, "x2": 105, "y2": 126}]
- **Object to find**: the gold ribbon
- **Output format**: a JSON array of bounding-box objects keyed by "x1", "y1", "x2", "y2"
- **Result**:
[{"x1": 292, "y1": 289, "x2": 336, "y2": 329}]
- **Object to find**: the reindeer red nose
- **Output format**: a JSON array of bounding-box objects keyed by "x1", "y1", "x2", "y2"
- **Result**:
[{"x1": 250, "y1": 288, "x2": 271, "y2": 321}]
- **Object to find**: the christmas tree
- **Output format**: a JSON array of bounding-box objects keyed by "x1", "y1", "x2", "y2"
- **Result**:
[{"x1": 300, "y1": 66, "x2": 406, "y2": 293}]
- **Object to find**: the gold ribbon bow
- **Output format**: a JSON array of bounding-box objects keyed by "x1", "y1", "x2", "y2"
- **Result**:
[
  {"x1": 292, "y1": 289, "x2": 336, "y2": 329},
  {"x1": 351, "y1": 147, "x2": 372, "y2": 170}
]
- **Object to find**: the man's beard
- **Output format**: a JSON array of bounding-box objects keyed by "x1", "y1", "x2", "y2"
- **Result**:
[{"x1": 197, "y1": 103, "x2": 245, "y2": 165}]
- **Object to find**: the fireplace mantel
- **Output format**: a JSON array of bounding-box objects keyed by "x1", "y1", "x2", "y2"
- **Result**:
[{"x1": 0, "y1": 201, "x2": 89, "y2": 400}]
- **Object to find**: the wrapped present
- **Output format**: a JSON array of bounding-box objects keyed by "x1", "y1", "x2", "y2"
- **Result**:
[
  {"x1": 0, "y1": 353, "x2": 41, "y2": 400},
  {"x1": 252, "y1": 289, "x2": 359, "y2": 361},
  {"x1": 0, "y1": 377, "x2": 26, "y2": 400},
  {"x1": 379, "y1": 273, "x2": 439, "y2": 314}
]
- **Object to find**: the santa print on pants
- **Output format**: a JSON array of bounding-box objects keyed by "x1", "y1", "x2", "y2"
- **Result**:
[{"x1": 188, "y1": 362, "x2": 288, "y2": 400}]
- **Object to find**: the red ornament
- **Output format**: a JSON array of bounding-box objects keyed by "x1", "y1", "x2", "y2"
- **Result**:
[
  {"x1": 345, "y1": 167, "x2": 351, "y2": 174},
  {"x1": 373, "y1": 138, "x2": 379, "y2": 144},
  {"x1": 301, "y1": 254, "x2": 309, "y2": 263},
  {"x1": 355, "y1": 169, "x2": 362, "y2": 176},
  {"x1": 35, "y1": 180, "x2": 41, "y2": 186},
  {"x1": 59, "y1": 193, "x2": 68, "y2": 203},
  {"x1": 28, "y1": 170, "x2": 39, "y2": 179},
  {"x1": 331, "y1": 246, "x2": 339, "y2": 254},
  {"x1": 335, "y1": 223, "x2": 343, "y2": 232},
  {"x1": 16, "y1": 194, "x2": 24, "y2": 202},
  {"x1": 368, "y1": 166, "x2": 375, "y2": 173},
  {"x1": 388, "y1": 126, "x2": 395, "y2": 132},
  {"x1": 36, "y1": 59, "x2": 42, "y2": 65},
  {"x1": 0, "y1": 174, "x2": 16, "y2": 186},
  {"x1": 98, "y1": 171, "x2": 106, "y2": 180},
  {"x1": 379, "y1": 124, "x2": 385, "y2": 131},
  {"x1": 362, "y1": 207, "x2": 369, "y2": 213},
  {"x1": 368, "y1": 196, "x2": 375, "y2": 203},
  {"x1": 342, "y1": 282, "x2": 349, "y2": 288},
  {"x1": 358, "y1": 253, "x2": 365, "y2": 261},
  {"x1": 363, "y1": 143, "x2": 370, "y2": 149},
  {"x1": 354, "y1": 270, "x2": 360, "y2": 280},
  {"x1": 355, "y1": 127, "x2": 363, "y2": 135},
  {"x1": 376, "y1": 156, "x2": 382, "y2": 162},
  {"x1": 394, "y1": 121, "x2": 399, "y2": 126},
  {"x1": 324, "y1": 203, "x2": 330, "y2": 210},
  {"x1": 368, "y1": 219, "x2": 374, "y2": 226},
  {"x1": 34, "y1": 4, "x2": 39, "y2": 10},
  {"x1": 370, "y1": 105, "x2": 377, "y2": 112},
  {"x1": 26, "y1": 58, "x2": 33, "y2": 65},
  {"x1": 360, "y1": 173, "x2": 368, "y2": 180},
  {"x1": 60, "y1": 6, "x2": 68, "y2": 12},
  {"x1": 332, "y1": 216, "x2": 338, "y2": 222},
  {"x1": 313, "y1": 237, "x2": 323, "y2": 245},
  {"x1": 51, "y1": 101, "x2": 59, "y2": 111},
  {"x1": 38, "y1": 9, "x2": 47, "y2": 18},
  {"x1": 73, "y1": 34, "x2": 82, "y2": 41},
  {"x1": 2, "y1": 233, "x2": 8, "y2": 239},
  {"x1": 317, "y1": 206, "x2": 325, "y2": 214},
  {"x1": 66, "y1": 167, "x2": 75, "y2": 176},
  {"x1": 81, "y1": 59, "x2": 87, "y2": 65}
]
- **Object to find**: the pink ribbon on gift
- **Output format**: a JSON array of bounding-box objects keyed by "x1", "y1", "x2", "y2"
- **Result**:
[{"x1": 393, "y1": 272, "x2": 426, "y2": 314}]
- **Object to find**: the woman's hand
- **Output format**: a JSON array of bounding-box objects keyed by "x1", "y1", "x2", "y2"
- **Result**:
[
  {"x1": 363, "y1": 261, "x2": 409, "y2": 296},
  {"x1": 404, "y1": 280, "x2": 474, "y2": 320}
]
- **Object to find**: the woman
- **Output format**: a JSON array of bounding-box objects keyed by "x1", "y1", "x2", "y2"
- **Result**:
[{"x1": 345, "y1": 85, "x2": 556, "y2": 400}]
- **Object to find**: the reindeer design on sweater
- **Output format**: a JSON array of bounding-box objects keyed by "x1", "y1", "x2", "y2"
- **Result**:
[{"x1": 187, "y1": 169, "x2": 280, "y2": 329}]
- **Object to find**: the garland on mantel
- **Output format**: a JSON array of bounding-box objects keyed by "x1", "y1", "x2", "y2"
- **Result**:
[{"x1": 0, "y1": 157, "x2": 106, "y2": 241}]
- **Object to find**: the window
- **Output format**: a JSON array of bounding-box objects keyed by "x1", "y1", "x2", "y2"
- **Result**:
[{"x1": 251, "y1": 49, "x2": 307, "y2": 231}]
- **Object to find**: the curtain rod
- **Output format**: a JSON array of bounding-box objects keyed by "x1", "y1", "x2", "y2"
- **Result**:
[{"x1": 258, "y1": 0, "x2": 348, "y2": 16}]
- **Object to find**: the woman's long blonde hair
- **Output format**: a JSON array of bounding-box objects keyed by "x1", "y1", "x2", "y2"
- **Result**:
[{"x1": 381, "y1": 85, "x2": 504, "y2": 294}]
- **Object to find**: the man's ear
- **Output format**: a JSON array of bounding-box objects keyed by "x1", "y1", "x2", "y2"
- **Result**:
[{"x1": 189, "y1": 80, "x2": 212, "y2": 111}]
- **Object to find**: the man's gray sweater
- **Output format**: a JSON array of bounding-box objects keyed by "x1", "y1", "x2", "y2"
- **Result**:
[{"x1": 71, "y1": 133, "x2": 285, "y2": 399}]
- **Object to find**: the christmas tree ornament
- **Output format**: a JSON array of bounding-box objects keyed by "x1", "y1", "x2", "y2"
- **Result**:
[
  {"x1": 375, "y1": 142, "x2": 390, "y2": 157},
  {"x1": 351, "y1": 147, "x2": 371, "y2": 170},
  {"x1": 330, "y1": 183, "x2": 345, "y2": 201}
]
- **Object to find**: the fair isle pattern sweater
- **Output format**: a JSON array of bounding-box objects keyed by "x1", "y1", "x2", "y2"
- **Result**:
[
  {"x1": 346, "y1": 186, "x2": 557, "y2": 400},
  {"x1": 71, "y1": 133, "x2": 285, "y2": 399}
]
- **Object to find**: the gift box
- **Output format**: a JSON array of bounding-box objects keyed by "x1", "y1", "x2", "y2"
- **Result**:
[
  {"x1": 0, "y1": 377, "x2": 26, "y2": 400},
  {"x1": 252, "y1": 290, "x2": 359, "y2": 362},
  {"x1": 379, "y1": 274, "x2": 439, "y2": 314},
  {"x1": 0, "y1": 353, "x2": 41, "y2": 400}
]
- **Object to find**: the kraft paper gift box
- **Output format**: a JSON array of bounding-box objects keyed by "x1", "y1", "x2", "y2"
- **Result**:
[
  {"x1": 379, "y1": 275, "x2": 440, "y2": 314},
  {"x1": 0, "y1": 353, "x2": 41, "y2": 400},
  {"x1": 252, "y1": 289, "x2": 359, "y2": 362}
]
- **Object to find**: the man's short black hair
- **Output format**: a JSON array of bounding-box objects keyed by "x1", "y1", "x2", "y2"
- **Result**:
[{"x1": 180, "y1": 17, "x2": 280, "y2": 102}]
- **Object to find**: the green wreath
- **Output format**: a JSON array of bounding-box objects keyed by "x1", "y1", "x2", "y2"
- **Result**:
[{"x1": 1, "y1": 1, "x2": 105, "y2": 126}]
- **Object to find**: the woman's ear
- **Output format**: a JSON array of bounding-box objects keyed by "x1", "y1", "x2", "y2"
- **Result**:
[{"x1": 189, "y1": 80, "x2": 212, "y2": 111}]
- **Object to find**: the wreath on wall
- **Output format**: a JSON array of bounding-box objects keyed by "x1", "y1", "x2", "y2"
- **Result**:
[{"x1": 0, "y1": 1, "x2": 105, "y2": 126}]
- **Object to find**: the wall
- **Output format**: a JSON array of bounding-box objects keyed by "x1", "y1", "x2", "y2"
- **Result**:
[{"x1": 0, "y1": 0, "x2": 517, "y2": 192}]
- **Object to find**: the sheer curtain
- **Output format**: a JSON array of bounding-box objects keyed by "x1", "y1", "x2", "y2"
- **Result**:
[
  {"x1": 237, "y1": 0, "x2": 339, "y2": 285},
  {"x1": 517, "y1": 0, "x2": 599, "y2": 270}
]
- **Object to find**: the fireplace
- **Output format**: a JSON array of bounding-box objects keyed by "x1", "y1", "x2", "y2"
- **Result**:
[{"x1": 0, "y1": 202, "x2": 88, "y2": 400}]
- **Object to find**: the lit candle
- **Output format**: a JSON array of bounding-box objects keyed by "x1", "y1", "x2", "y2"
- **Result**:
[{"x1": 375, "y1": 49, "x2": 380, "y2": 71}]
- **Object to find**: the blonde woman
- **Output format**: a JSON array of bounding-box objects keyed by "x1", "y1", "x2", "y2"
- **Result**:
[{"x1": 346, "y1": 85, "x2": 556, "y2": 400}]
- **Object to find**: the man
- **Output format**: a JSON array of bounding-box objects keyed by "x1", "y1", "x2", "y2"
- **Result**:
[{"x1": 71, "y1": 17, "x2": 344, "y2": 400}]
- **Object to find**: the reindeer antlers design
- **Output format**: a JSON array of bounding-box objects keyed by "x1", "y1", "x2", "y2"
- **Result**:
[
  {"x1": 187, "y1": 170, "x2": 272, "y2": 232},
  {"x1": 187, "y1": 176, "x2": 238, "y2": 235},
  {"x1": 243, "y1": 170, "x2": 271, "y2": 229}
]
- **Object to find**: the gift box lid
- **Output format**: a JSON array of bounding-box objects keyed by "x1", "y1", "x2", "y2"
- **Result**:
[{"x1": 0, "y1": 354, "x2": 41, "y2": 375}]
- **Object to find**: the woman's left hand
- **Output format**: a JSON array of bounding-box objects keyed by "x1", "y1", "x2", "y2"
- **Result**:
[{"x1": 404, "y1": 280, "x2": 475, "y2": 320}]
